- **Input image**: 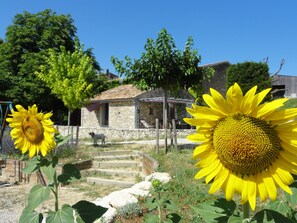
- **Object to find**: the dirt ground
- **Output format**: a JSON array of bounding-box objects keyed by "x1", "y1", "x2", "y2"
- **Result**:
[{"x1": 0, "y1": 181, "x2": 120, "y2": 223}]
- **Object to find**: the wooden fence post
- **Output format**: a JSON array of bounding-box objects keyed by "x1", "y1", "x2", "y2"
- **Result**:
[
  {"x1": 172, "y1": 119, "x2": 177, "y2": 149},
  {"x1": 156, "y1": 119, "x2": 159, "y2": 154}
]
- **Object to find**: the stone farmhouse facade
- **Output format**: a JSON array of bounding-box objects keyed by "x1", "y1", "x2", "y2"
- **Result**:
[
  {"x1": 81, "y1": 84, "x2": 194, "y2": 130},
  {"x1": 271, "y1": 74, "x2": 297, "y2": 98}
]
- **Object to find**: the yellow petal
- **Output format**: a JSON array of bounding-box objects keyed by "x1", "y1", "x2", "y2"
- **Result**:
[
  {"x1": 186, "y1": 106, "x2": 223, "y2": 120},
  {"x1": 253, "y1": 98, "x2": 288, "y2": 118},
  {"x1": 205, "y1": 162, "x2": 223, "y2": 184},
  {"x1": 208, "y1": 167, "x2": 229, "y2": 194},
  {"x1": 262, "y1": 170, "x2": 277, "y2": 200},
  {"x1": 241, "y1": 85, "x2": 257, "y2": 114},
  {"x1": 203, "y1": 93, "x2": 228, "y2": 115},
  {"x1": 251, "y1": 88, "x2": 271, "y2": 108},
  {"x1": 224, "y1": 173, "x2": 236, "y2": 201},
  {"x1": 267, "y1": 108, "x2": 297, "y2": 122},
  {"x1": 247, "y1": 175, "x2": 257, "y2": 211},
  {"x1": 226, "y1": 83, "x2": 243, "y2": 112},
  {"x1": 187, "y1": 133, "x2": 210, "y2": 143},
  {"x1": 275, "y1": 166, "x2": 294, "y2": 186},
  {"x1": 195, "y1": 159, "x2": 220, "y2": 180},
  {"x1": 240, "y1": 178, "x2": 248, "y2": 204},
  {"x1": 193, "y1": 143, "x2": 212, "y2": 159},
  {"x1": 257, "y1": 173, "x2": 268, "y2": 202},
  {"x1": 269, "y1": 164, "x2": 292, "y2": 195}
]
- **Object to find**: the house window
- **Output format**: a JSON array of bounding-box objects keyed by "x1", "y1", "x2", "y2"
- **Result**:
[{"x1": 149, "y1": 107, "x2": 154, "y2": 115}]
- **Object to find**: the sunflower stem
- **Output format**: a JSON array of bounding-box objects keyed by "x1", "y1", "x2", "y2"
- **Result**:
[{"x1": 242, "y1": 202, "x2": 250, "y2": 220}]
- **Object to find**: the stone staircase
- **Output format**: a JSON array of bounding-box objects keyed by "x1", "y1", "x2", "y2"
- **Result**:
[{"x1": 86, "y1": 150, "x2": 143, "y2": 188}]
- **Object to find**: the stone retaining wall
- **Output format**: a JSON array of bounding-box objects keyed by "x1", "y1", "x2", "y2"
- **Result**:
[
  {"x1": 141, "y1": 153, "x2": 159, "y2": 176},
  {"x1": 55, "y1": 125, "x2": 195, "y2": 141}
]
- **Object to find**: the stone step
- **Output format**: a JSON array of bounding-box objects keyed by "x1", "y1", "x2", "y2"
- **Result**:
[
  {"x1": 97, "y1": 150, "x2": 137, "y2": 156},
  {"x1": 87, "y1": 168, "x2": 142, "y2": 177},
  {"x1": 94, "y1": 154, "x2": 140, "y2": 161},
  {"x1": 87, "y1": 177, "x2": 135, "y2": 188},
  {"x1": 93, "y1": 160, "x2": 142, "y2": 170}
]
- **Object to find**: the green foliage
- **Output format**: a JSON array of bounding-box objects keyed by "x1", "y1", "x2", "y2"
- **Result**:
[
  {"x1": 144, "y1": 179, "x2": 181, "y2": 223},
  {"x1": 0, "y1": 9, "x2": 77, "y2": 112},
  {"x1": 116, "y1": 202, "x2": 143, "y2": 219},
  {"x1": 0, "y1": 9, "x2": 101, "y2": 119},
  {"x1": 36, "y1": 42, "x2": 100, "y2": 111},
  {"x1": 19, "y1": 134, "x2": 107, "y2": 223},
  {"x1": 226, "y1": 61, "x2": 271, "y2": 95},
  {"x1": 191, "y1": 199, "x2": 240, "y2": 223},
  {"x1": 72, "y1": 200, "x2": 108, "y2": 223},
  {"x1": 282, "y1": 98, "x2": 297, "y2": 109},
  {"x1": 111, "y1": 28, "x2": 209, "y2": 93},
  {"x1": 191, "y1": 187, "x2": 297, "y2": 223}
]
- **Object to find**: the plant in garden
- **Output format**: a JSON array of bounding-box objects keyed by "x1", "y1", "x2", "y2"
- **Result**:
[
  {"x1": 184, "y1": 83, "x2": 297, "y2": 222},
  {"x1": 6, "y1": 104, "x2": 107, "y2": 223},
  {"x1": 144, "y1": 179, "x2": 181, "y2": 223}
]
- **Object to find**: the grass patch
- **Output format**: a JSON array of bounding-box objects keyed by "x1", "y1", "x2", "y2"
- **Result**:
[{"x1": 149, "y1": 148, "x2": 219, "y2": 222}]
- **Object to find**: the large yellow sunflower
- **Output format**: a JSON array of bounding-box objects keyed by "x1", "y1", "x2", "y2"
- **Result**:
[
  {"x1": 6, "y1": 104, "x2": 56, "y2": 158},
  {"x1": 184, "y1": 83, "x2": 297, "y2": 210}
]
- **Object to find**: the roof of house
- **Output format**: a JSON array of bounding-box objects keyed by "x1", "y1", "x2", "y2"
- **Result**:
[{"x1": 91, "y1": 84, "x2": 144, "y2": 102}]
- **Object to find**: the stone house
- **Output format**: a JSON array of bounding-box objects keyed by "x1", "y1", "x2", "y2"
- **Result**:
[
  {"x1": 271, "y1": 74, "x2": 297, "y2": 98},
  {"x1": 201, "y1": 61, "x2": 231, "y2": 96},
  {"x1": 81, "y1": 84, "x2": 194, "y2": 129}
]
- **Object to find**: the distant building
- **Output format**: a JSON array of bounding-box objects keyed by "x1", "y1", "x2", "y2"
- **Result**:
[
  {"x1": 201, "y1": 61, "x2": 231, "y2": 96},
  {"x1": 104, "y1": 69, "x2": 119, "y2": 80},
  {"x1": 271, "y1": 75, "x2": 297, "y2": 98}
]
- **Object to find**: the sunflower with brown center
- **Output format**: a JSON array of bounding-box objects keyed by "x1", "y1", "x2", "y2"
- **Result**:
[
  {"x1": 184, "y1": 83, "x2": 297, "y2": 210},
  {"x1": 6, "y1": 104, "x2": 56, "y2": 158}
]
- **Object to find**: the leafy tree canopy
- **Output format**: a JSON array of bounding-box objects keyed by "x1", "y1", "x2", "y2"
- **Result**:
[
  {"x1": 111, "y1": 28, "x2": 211, "y2": 93},
  {"x1": 0, "y1": 9, "x2": 100, "y2": 115},
  {"x1": 226, "y1": 61, "x2": 271, "y2": 94},
  {"x1": 36, "y1": 42, "x2": 101, "y2": 112}
]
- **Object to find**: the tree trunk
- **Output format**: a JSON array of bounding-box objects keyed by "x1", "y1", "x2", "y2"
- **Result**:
[
  {"x1": 163, "y1": 90, "x2": 168, "y2": 153},
  {"x1": 67, "y1": 110, "x2": 71, "y2": 135}
]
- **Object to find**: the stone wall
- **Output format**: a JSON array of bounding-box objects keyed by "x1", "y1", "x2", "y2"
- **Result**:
[
  {"x1": 55, "y1": 125, "x2": 195, "y2": 141},
  {"x1": 139, "y1": 102, "x2": 163, "y2": 127},
  {"x1": 202, "y1": 61, "x2": 230, "y2": 96},
  {"x1": 109, "y1": 101, "x2": 135, "y2": 129},
  {"x1": 81, "y1": 107, "x2": 99, "y2": 128}
]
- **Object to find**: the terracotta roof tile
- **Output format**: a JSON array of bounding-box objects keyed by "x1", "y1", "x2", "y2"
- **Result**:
[{"x1": 91, "y1": 84, "x2": 144, "y2": 101}]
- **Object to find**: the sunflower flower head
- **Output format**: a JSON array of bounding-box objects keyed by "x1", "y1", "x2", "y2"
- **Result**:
[
  {"x1": 6, "y1": 104, "x2": 56, "y2": 158},
  {"x1": 184, "y1": 83, "x2": 297, "y2": 210}
]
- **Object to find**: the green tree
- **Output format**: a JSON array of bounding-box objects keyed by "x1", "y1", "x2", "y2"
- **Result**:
[
  {"x1": 36, "y1": 43, "x2": 100, "y2": 131},
  {"x1": 111, "y1": 28, "x2": 210, "y2": 152},
  {"x1": 226, "y1": 61, "x2": 271, "y2": 94},
  {"x1": 0, "y1": 9, "x2": 100, "y2": 119}
]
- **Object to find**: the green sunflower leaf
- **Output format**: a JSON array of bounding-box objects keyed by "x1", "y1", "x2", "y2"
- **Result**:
[
  {"x1": 191, "y1": 204, "x2": 226, "y2": 222},
  {"x1": 27, "y1": 184, "x2": 51, "y2": 211},
  {"x1": 165, "y1": 213, "x2": 182, "y2": 223},
  {"x1": 46, "y1": 204, "x2": 75, "y2": 223},
  {"x1": 144, "y1": 214, "x2": 159, "y2": 222},
  {"x1": 72, "y1": 200, "x2": 108, "y2": 223},
  {"x1": 19, "y1": 207, "x2": 43, "y2": 223},
  {"x1": 227, "y1": 215, "x2": 242, "y2": 223},
  {"x1": 191, "y1": 198, "x2": 238, "y2": 222},
  {"x1": 265, "y1": 199, "x2": 291, "y2": 217},
  {"x1": 40, "y1": 161, "x2": 56, "y2": 185},
  {"x1": 22, "y1": 156, "x2": 41, "y2": 174},
  {"x1": 252, "y1": 209, "x2": 295, "y2": 223},
  {"x1": 57, "y1": 163, "x2": 81, "y2": 183},
  {"x1": 55, "y1": 133, "x2": 71, "y2": 147},
  {"x1": 285, "y1": 187, "x2": 297, "y2": 209}
]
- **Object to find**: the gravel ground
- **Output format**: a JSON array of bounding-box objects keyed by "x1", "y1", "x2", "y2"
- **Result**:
[{"x1": 0, "y1": 183, "x2": 97, "y2": 223}]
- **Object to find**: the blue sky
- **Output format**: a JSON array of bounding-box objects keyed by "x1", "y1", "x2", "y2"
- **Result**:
[{"x1": 1, "y1": 0, "x2": 296, "y2": 76}]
